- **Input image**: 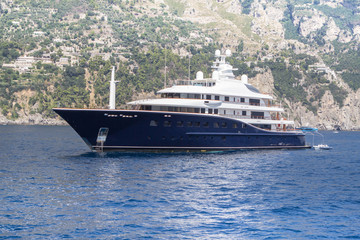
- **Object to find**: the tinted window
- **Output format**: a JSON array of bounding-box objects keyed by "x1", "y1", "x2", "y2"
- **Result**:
[
  {"x1": 150, "y1": 120, "x2": 158, "y2": 126},
  {"x1": 245, "y1": 84, "x2": 260, "y2": 93},
  {"x1": 164, "y1": 121, "x2": 171, "y2": 127},
  {"x1": 177, "y1": 121, "x2": 183, "y2": 127}
]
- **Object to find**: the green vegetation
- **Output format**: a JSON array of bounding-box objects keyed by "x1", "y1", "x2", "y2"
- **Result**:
[
  {"x1": 263, "y1": 60, "x2": 306, "y2": 103},
  {"x1": 328, "y1": 82, "x2": 347, "y2": 107},
  {"x1": 0, "y1": 41, "x2": 21, "y2": 63},
  {"x1": 240, "y1": 0, "x2": 254, "y2": 14},
  {"x1": 341, "y1": 73, "x2": 360, "y2": 91},
  {"x1": 164, "y1": 0, "x2": 186, "y2": 16},
  {"x1": 314, "y1": 4, "x2": 360, "y2": 31},
  {"x1": 322, "y1": 41, "x2": 360, "y2": 91},
  {"x1": 282, "y1": 3, "x2": 306, "y2": 42}
]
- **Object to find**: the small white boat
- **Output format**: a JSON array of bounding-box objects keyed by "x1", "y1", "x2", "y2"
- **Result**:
[{"x1": 313, "y1": 144, "x2": 332, "y2": 150}]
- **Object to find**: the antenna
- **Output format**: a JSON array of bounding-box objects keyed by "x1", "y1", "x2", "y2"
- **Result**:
[
  {"x1": 188, "y1": 52, "x2": 191, "y2": 81},
  {"x1": 109, "y1": 66, "x2": 119, "y2": 109},
  {"x1": 164, "y1": 47, "x2": 167, "y2": 88}
]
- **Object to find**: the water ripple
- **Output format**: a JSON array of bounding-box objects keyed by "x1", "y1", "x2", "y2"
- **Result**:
[{"x1": 1, "y1": 126, "x2": 360, "y2": 239}]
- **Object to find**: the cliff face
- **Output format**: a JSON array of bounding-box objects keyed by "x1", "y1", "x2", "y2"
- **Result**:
[
  {"x1": 176, "y1": 0, "x2": 360, "y2": 130},
  {"x1": 1, "y1": 0, "x2": 359, "y2": 130}
]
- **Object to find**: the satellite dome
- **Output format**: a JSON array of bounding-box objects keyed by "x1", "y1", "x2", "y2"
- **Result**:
[
  {"x1": 215, "y1": 50, "x2": 221, "y2": 57},
  {"x1": 225, "y1": 49, "x2": 231, "y2": 57},
  {"x1": 196, "y1": 71, "x2": 204, "y2": 80},
  {"x1": 241, "y1": 74, "x2": 248, "y2": 84},
  {"x1": 212, "y1": 70, "x2": 219, "y2": 80}
]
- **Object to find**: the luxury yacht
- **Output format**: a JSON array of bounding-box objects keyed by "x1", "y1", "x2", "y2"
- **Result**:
[{"x1": 54, "y1": 50, "x2": 309, "y2": 152}]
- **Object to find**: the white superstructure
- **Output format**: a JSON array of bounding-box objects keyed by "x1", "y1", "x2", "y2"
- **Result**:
[{"x1": 128, "y1": 50, "x2": 294, "y2": 131}]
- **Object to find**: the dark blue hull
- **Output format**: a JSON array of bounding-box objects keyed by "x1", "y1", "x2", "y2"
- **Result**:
[{"x1": 53, "y1": 108, "x2": 310, "y2": 152}]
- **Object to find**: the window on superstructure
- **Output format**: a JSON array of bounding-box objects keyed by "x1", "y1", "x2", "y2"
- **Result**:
[
  {"x1": 214, "y1": 109, "x2": 218, "y2": 114},
  {"x1": 206, "y1": 95, "x2": 211, "y2": 100},
  {"x1": 250, "y1": 99, "x2": 260, "y2": 106},
  {"x1": 203, "y1": 122, "x2": 209, "y2": 128},
  {"x1": 201, "y1": 108, "x2": 205, "y2": 113},
  {"x1": 221, "y1": 122, "x2": 227, "y2": 128},
  {"x1": 214, "y1": 122, "x2": 219, "y2": 128},
  {"x1": 242, "y1": 111, "x2": 246, "y2": 116},
  {"x1": 225, "y1": 96, "x2": 229, "y2": 102},
  {"x1": 241, "y1": 98, "x2": 245, "y2": 102},
  {"x1": 232, "y1": 123, "x2": 238, "y2": 128},
  {"x1": 208, "y1": 109, "x2": 213, "y2": 114},
  {"x1": 177, "y1": 121, "x2": 184, "y2": 127},
  {"x1": 215, "y1": 95, "x2": 219, "y2": 100},
  {"x1": 194, "y1": 94, "x2": 201, "y2": 99},
  {"x1": 187, "y1": 121, "x2": 193, "y2": 127},
  {"x1": 251, "y1": 111, "x2": 264, "y2": 119}
]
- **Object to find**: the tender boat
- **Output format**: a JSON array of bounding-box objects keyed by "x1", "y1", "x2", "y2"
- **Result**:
[
  {"x1": 313, "y1": 144, "x2": 332, "y2": 150},
  {"x1": 53, "y1": 50, "x2": 310, "y2": 152},
  {"x1": 296, "y1": 126, "x2": 318, "y2": 132}
]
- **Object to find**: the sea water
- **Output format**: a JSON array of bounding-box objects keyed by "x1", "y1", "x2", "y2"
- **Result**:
[{"x1": 0, "y1": 125, "x2": 360, "y2": 239}]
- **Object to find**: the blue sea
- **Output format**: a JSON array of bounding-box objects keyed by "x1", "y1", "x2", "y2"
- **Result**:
[{"x1": 1, "y1": 125, "x2": 360, "y2": 239}]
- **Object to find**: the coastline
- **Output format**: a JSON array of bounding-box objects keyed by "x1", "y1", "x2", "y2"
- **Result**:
[{"x1": 0, "y1": 114, "x2": 67, "y2": 126}]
